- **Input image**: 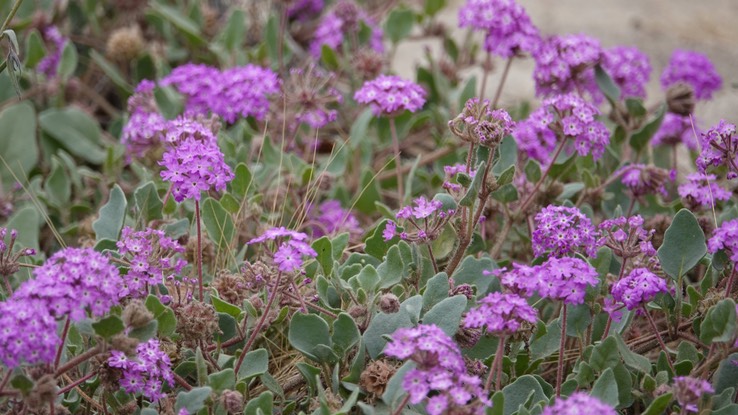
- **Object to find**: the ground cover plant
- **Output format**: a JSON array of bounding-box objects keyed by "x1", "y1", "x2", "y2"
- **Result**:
[{"x1": 0, "y1": 0, "x2": 737, "y2": 414}]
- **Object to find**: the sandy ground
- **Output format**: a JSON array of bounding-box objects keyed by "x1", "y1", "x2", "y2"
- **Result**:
[{"x1": 393, "y1": 0, "x2": 738, "y2": 126}]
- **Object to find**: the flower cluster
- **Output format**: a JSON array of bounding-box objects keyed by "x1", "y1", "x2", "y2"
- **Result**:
[
  {"x1": 159, "y1": 120, "x2": 234, "y2": 202},
  {"x1": 463, "y1": 292, "x2": 537, "y2": 335},
  {"x1": 288, "y1": 0, "x2": 324, "y2": 21},
  {"x1": 620, "y1": 164, "x2": 670, "y2": 198},
  {"x1": 37, "y1": 26, "x2": 67, "y2": 78},
  {"x1": 532, "y1": 34, "x2": 602, "y2": 99},
  {"x1": 282, "y1": 66, "x2": 343, "y2": 130},
  {"x1": 499, "y1": 257, "x2": 599, "y2": 305},
  {"x1": 384, "y1": 324, "x2": 489, "y2": 414},
  {"x1": 308, "y1": 200, "x2": 362, "y2": 238},
  {"x1": 14, "y1": 247, "x2": 122, "y2": 321},
  {"x1": 598, "y1": 215, "x2": 656, "y2": 259},
  {"x1": 696, "y1": 119, "x2": 738, "y2": 179},
  {"x1": 602, "y1": 46, "x2": 651, "y2": 99},
  {"x1": 672, "y1": 376, "x2": 714, "y2": 413},
  {"x1": 532, "y1": 205, "x2": 598, "y2": 257},
  {"x1": 449, "y1": 98, "x2": 516, "y2": 147},
  {"x1": 660, "y1": 50, "x2": 722, "y2": 100},
  {"x1": 248, "y1": 227, "x2": 317, "y2": 273},
  {"x1": 458, "y1": 0, "x2": 540, "y2": 58},
  {"x1": 514, "y1": 93, "x2": 610, "y2": 166},
  {"x1": 384, "y1": 196, "x2": 455, "y2": 243},
  {"x1": 117, "y1": 227, "x2": 188, "y2": 298},
  {"x1": 652, "y1": 113, "x2": 699, "y2": 150},
  {"x1": 611, "y1": 268, "x2": 669, "y2": 310},
  {"x1": 541, "y1": 392, "x2": 617, "y2": 415},
  {"x1": 121, "y1": 80, "x2": 168, "y2": 158},
  {"x1": 108, "y1": 339, "x2": 175, "y2": 401},
  {"x1": 442, "y1": 163, "x2": 477, "y2": 193},
  {"x1": 0, "y1": 298, "x2": 58, "y2": 368},
  {"x1": 161, "y1": 63, "x2": 279, "y2": 123},
  {"x1": 678, "y1": 173, "x2": 731, "y2": 209},
  {"x1": 707, "y1": 218, "x2": 738, "y2": 263},
  {"x1": 309, "y1": 0, "x2": 383, "y2": 57},
  {"x1": 0, "y1": 227, "x2": 36, "y2": 277},
  {"x1": 354, "y1": 75, "x2": 427, "y2": 116}
]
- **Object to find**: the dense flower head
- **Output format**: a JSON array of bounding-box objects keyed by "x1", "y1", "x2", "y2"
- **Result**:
[
  {"x1": 598, "y1": 215, "x2": 656, "y2": 259},
  {"x1": 602, "y1": 46, "x2": 651, "y2": 99},
  {"x1": 159, "y1": 122, "x2": 234, "y2": 202},
  {"x1": 514, "y1": 93, "x2": 610, "y2": 165},
  {"x1": 0, "y1": 298, "x2": 59, "y2": 368},
  {"x1": 121, "y1": 82, "x2": 168, "y2": 159},
  {"x1": 458, "y1": 0, "x2": 540, "y2": 58},
  {"x1": 309, "y1": 0, "x2": 383, "y2": 57},
  {"x1": 499, "y1": 257, "x2": 599, "y2": 305},
  {"x1": 161, "y1": 63, "x2": 279, "y2": 123},
  {"x1": 463, "y1": 292, "x2": 538, "y2": 335},
  {"x1": 620, "y1": 164, "x2": 670, "y2": 197},
  {"x1": 248, "y1": 227, "x2": 317, "y2": 273},
  {"x1": 611, "y1": 267, "x2": 670, "y2": 310},
  {"x1": 652, "y1": 113, "x2": 699, "y2": 150},
  {"x1": 673, "y1": 376, "x2": 714, "y2": 413},
  {"x1": 308, "y1": 200, "x2": 362, "y2": 238},
  {"x1": 384, "y1": 324, "x2": 489, "y2": 413},
  {"x1": 532, "y1": 34, "x2": 603, "y2": 99},
  {"x1": 660, "y1": 50, "x2": 722, "y2": 100},
  {"x1": 532, "y1": 205, "x2": 598, "y2": 257},
  {"x1": 449, "y1": 98, "x2": 516, "y2": 147},
  {"x1": 354, "y1": 75, "x2": 427, "y2": 115},
  {"x1": 37, "y1": 26, "x2": 67, "y2": 78},
  {"x1": 14, "y1": 247, "x2": 122, "y2": 321},
  {"x1": 707, "y1": 218, "x2": 738, "y2": 263},
  {"x1": 696, "y1": 120, "x2": 738, "y2": 179},
  {"x1": 108, "y1": 339, "x2": 175, "y2": 401},
  {"x1": 678, "y1": 173, "x2": 731, "y2": 209},
  {"x1": 287, "y1": 0, "x2": 324, "y2": 20},
  {"x1": 117, "y1": 226, "x2": 188, "y2": 298},
  {"x1": 541, "y1": 392, "x2": 617, "y2": 415}
]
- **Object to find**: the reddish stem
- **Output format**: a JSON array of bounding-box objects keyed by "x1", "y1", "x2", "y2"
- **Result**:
[
  {"x1": 195, "y1": 200, "x2": 203, "y2": 301},
  {"x1": 642, "y1": 305, "x2": 675, "y2": 372},
  {"x1": 54, "y1": 317, "x2": 71, "y2": 370},
  {"x1": 556, "y1": 304, "x2": 567, "y2": 397},
  {"x1": 57, "y1": 372, "x2": 95, "y2": 395}
]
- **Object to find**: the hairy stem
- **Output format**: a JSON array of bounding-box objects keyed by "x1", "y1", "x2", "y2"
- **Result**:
[
  {"x1": 389, "y1": 117, "x2": 404, "y2": 204},
  {"x1": 491, "y1": 57, "x2": 513, "y2": 109},
  {"x1": 57, "y1": 372, "x2": 95, "y2": 395},
  {"x1": 54, "y1": 317, "x2": 71, "y2": 370},
  {"x1": 485, "y1": 336, "x2": 506, "y2": 392},
  {"x1": 0, "y1": 0, "x2": 25, "y2": 33},
  {"x1": 391, "y1": 394, "x2": 411, "y2": 415},
  {"x1": 54, "y1": 344, "x2": 103, "y2": 377},
  {"x1": 195, "y1": 199, "x2": 204, "y2": 301},
  {"x1": 556, "y1": 304, "x2": 567, "y2": 397}
]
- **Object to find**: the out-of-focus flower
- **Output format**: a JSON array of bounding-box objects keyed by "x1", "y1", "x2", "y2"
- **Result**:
[
  {"x1": 602, "y1": 46, "x2": 651, "y2": 99},
  {"x1": 541, "y1": 392, "x2": 617, "y2": 415},
  {"x1": 672, "y1": 376, "x2": 714, "y2": 413},
  {"x1": 37, "y1": 26, "x2": 67, "y2": 78},
  {"x1": 309, "y1": 0, "x2": 383, "y2": 57},
  {"x1": 532, "y1": 34, "x2": 602, "y2": 100},
  {"x1": 678, "y1": 173, "x2": 731, "y2": 209},
  {"x1": 458, "y1": 0, "x2": 540, "y2": 58},
  {"x1": 354, "y1": 75, "x2": 426, "y2": 116},
  {"x1": 652, "y1": 113, "x2": 699, "y2": 150},
  {"x1": 660, "y1": 50, "x2": 722, "y2": 100}
]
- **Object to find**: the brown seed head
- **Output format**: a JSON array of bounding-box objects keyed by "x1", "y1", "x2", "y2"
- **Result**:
[
  {"x1": 666, "y1": 82, "x2": 696, "y2": 116},
  {"x1": 107, "y1": 26, "x2": 144, "y2": 62}
]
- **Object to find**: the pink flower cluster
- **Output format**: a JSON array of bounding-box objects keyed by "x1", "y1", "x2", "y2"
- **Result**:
[
  {"x1": 532, "y1": 34, "x2": 602, "y2": 99},
  {"x1": 463, "y1": 292, "x2": 537, "y2": 335},
  {"x1": 708, "y1": 218, "x2": 738, "y2": 263},
  {"x1": 602, "y1": 46, "x2": 652, "y2": 99},
  {"x1": 354, "y1": 75, "x2": 426, "y2": 115},
  {"x1": 498, "y1": 257, "x2": 599, "y2": 305},
  {"x1": 108, "y1": 339, "x2": 175, "y2": 401},
  {"x1": 248, "y1": 227, "x2": 317, "y2": 273},
  {"x1": 611, "y1": 267, "x2": 669, "y2": 310},
  {"x1": 678, "y1": 173, "x2": 731, "y2": 208},
  {"x1": 532, "y1": 205, "x2": 599, "y2": 257},
  {"x1": 541, "y1": 392, "x2": 617, "y2": 415},
  {"x1": 696, "y1": 120, "x2": 738, "y2": 179},
  {"x1": 458, "y1": 0, "x2": 540, "y2": 58},
  {"x1": 660, "y1": 49, "x2": 722, "y2": 100}
]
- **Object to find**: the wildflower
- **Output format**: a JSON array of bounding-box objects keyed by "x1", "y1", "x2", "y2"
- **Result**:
[
  {"x1": 354, "y1": 75, "x2": 427, "y2": 116},
  {"x1": 620, "y1": 164, "x2": 670, "y2": 198},
  {"x1": 673, "y1": 376, "x2": 714, "y2": 413},
  {"x1": 37, "y1": 26, "x2": 67, "y2": 78},
  {"x1": 14, "y1": 247, "x2": 122, "y2": 321},
  {"x1": 309, "y1": 0, "x2": 383, "y2": 57},
  {"x1": 611, "y1": 267, "x2": 670, "y2": 310},
  {"x1": 0, "y1": 298, "x2": 59, "y2": 368},
  {"x1": 602, "y1": 46, "x2": 651, "y2": 99},
  {"x1": 121, "y1": 80, "x2": 168, "y2": 159},
  {"x1": 696, "y1": 120, "x2": 738, "y2": 179},
  {"x1": 159, "y1": 120, "x2": 234, "y2": 202},
  {"x1": 678, "y1": 173, "x2": 731, "y2": 209},
  {"x1": 541, "y1": 392, "x2": 617, "y2": 415},
  {"x1": 660, "y1": 50, "x2": 722, "y2": 100},
  {"x1": 598, "y1": 215, "x2": 656, "y2": 259},
  {"x1": 382, "y1": 220, "x2": 397, "y2": 242},
  {"x1": 652, "y1": 113, "x2": 699, "y2": 150},
  {"x1": 499, "y1": 257, "x2": 598, "y2": 305},
  {"x1": 117, "y1": 227, "x2": 188, "y2": 298},
  {"x1": 532, "y1": 34, "x2": 603, "y2": 100},
  {"x1": 287, "y1": 0, "x2": 324, "y2": 21},
  {"x1": 458, "y1": 0, "x2": 540, "y2": 58},
  {"x1": 282, "y1": 66, "x2": 343, "y2": 130},
  {"x1": 108, "y1": 339, "x2": 175, "y2": 401},
  {"x1": 248, "y1": 227, "x2": 317, "y2": 273},
  {"x1": 449, "y1": 98, "x2": 516, "y2": 147},
  {"x1": 391, "y1": 196, "x2": 455, "y2": 243},
  {"x1": 532, "y1": 205, "x2": 598, "y2": 257},
  {"x1": 0, "y1": 228, "x2": 36, "y2": 277},
  {"x1": 463, "y1": 292, "x2": 537, "y2": 335},
  {"x1": 707, "y1": 218, "x2": 738, "y2": 262},
  {"x1": 308, "y1": 200, "x2": 362, "y2": 238}
]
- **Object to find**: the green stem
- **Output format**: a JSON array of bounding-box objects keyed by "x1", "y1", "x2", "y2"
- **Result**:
[
  {"x1": 491, "y1": 57, "x2": 513, "y2": 109},
  {"x1": 0, "y1": 0, "x2": 25, "y2": 33},
  {"x1": 556, "y1": 304, "x2": 567, "y2": 397},
  {"x1": 389, "y1": 117, "x2": 404, "y2": 204}
]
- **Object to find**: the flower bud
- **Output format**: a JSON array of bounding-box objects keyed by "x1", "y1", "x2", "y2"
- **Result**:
[
  {"x1": 378, "y1": 293, "x2": 400, "y2": 314},
  {"x1": 221, "y1": 389, "x2": 244, "y2": 414}
]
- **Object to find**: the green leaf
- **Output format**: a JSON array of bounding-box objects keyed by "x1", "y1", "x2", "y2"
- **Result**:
[
  {"x1": 496, "y1": 164, "x2": 516, "y2": 187},
  {"x1": 200, "y1": 197, "x2": 236, "y2": 252},
  {"x1": 10, "y1": 374, "x2": 33, "y2": 393},
  {"x1": 422, "y1": 272, "x2": 450, "y2": 311},
  {"x1": 93, "y1": 184, "x2": 127, "y2": 242},
  {"x1": 501, "y1": 375, "x2": 547, "y2": 415},
  {"x1": 614, "y1": 333, "x2": 652, "y2": 374},
  {"x1": 452, "y1": 256, "x2": 498, "y2": 294},
  {"x1": 421, "y1": 295, "x2": 466, "y2": 336},
  {"x1": 320, "y1": 45, "x2": 339, "y2": 71},
  {"x1": 459, "y1": 161, "x2": 485, "y2": 207},
  {"x1": 530, "y1": 319, "x2": 562, "y2": 361},
  {"x1": 590, "y1": 336, "x2": 619, "y2": 371},
  {"x1": 642, "y1": 393, "x2": 673, "y2": 415},
  {"x1": 364, "y1": 295, "x2": 422, "y2": 359},
  {"x1": 237, "y1": 348, "x2": 269, "y2": 381},
  {"x1": 244, "y1": 391, "x2": 273, "y2": 415},
  {"x1": 175, "y1": 386, "x2": 212, "y2": 413},
  {"x1": 312, "y1": 237, "x2": 333, "y2": 276},
  {"x1": 211, "y1": 295, "x2": 241, "y2": 318},
  {"x1": 594, "y1": 64, "x2": 621, "y2": 103},
  {"x1": 57, "y1": 42, "x2": 77, "y2": 81},
  {"x1": 92, "y1": 315, "x2": 125, "y2": 339},
  {"x1": 144, "y1": 294, "x2": 177, "y2": 337},
  {"x1": 230, "y1": 163, "x2": 252, "y2": 198},
  {"x1": 377, "y1": 244, "x2": 405, "y2": 289},
  {"x1": 44, "y1": 158, "x2": 71, "y2": 207},
  {"x1": 331, "y1": 313, "x2": 360, "y2": 356},
  {"x1": 657, "y1": 209, "x2": 706, "y2": 279},
  {"x1": 89, "y1": 50, "x2": 133, "y2": 94},
  {"x1": 207, "y1": 368, "x2": 234, "y2": 393},
  {"x1": 134, "y1": 181, "x2": 163, "y2": 222},
  {"x1": 288, "y1": 313, "x2": 331, "y2": 362},
  {"x1": 525, "y1": 159, "x2": 541, "y2": 182},
  {"x1": 149, "y1": 3, "x2": 205, "y2": 45},
  {"x1": 714, "y1": 353, "x2": 738, "y2": 395},
  {"x1": 39, "y1": 107, "x2": 106, "y2": 164},
  {"x1": 424, "y1": 0, "x2": 445, "y2": 16},
  {"x1": 217, "y1": 9, "x2": 246, "y2": 52},
  {"x1": 591, "y1": 367, "x2": 619, "y2": 407},
  {"x1": 700, "y1": 298, "x2": 737, "y2": 344},
  {"x1": 24, "y1": 30, "x2": 45, "y2": 69},
  {"x1": 0, "y1": 102, "x2": 38, "y2": 189},
  {"x1": 128, "y1": 320, "x2": 158, "y2": 341},
  {"x1": 630, "y1": 104, "x2": 666, "y2": 151},
  {"x1": 384, "y1": 8, "x2": 415, "y2": 43},
  {"x1": 491, "y1": 183, "x2": 519, "y2": 202},
  {"x1": 195, "y1": 347, "x2": 207, "y2": 386},
  {"x1": 5, "y1": 206, "x2": 40, "y2": 251},
  {"x1": 356, "y1": 264, "x2": 380, "y2": 293}
]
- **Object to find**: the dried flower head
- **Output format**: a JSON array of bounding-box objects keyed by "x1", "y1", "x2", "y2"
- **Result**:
[
  {"x1": 666, "y1": 82, "x2": 697, "y2": 116},
  {"x1": 620, "y1": 164, "x2": 670, "y2": 198},
  {"x1": 174, "y1": 301, "x2": 220, "y2": 348},
  {"x1": 0, "y1": 227, "x2": 36, "y2": 277},
  {"x1": 106, "y1": 26, "x2": 144, "y2": 61},
  {"x1": 598, "y1": 215, "x2": 656, "y2": 259},
  {"x1": 360, "y1": 359, "x2": 396, "y2": 396},
  {"x1": 449, "y1": 98, "x2": 516, "y2": 147},
  {"x1": 281, "y1": 65, "x2": 343, "y2": 130}
]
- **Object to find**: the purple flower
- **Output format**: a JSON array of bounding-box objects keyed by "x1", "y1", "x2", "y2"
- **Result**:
[
  {"x1": 0, "y1": 227, "x2": 36, "y2": 277},
  {"x1": 708, "y1": 218, "x2": 738, "y2": 263},
  {"x1": 532, "y1": 205, "x2": 598, "y2": 258},
  {"x1": 458, "y1": 0, "x2": 540, "y2": 58},
  {"x1": 121, "y1": 81, "x2": 168, "y2": 159},
  {"x1": 541, "y1": 392, "x2": 617, "y2": 415},
  {"x1": 117, "y1": 227, "x2": 187, "y2": 298},
  {"x1": 660, "y1": 50, "x2": 722, "y2": 100},
  {"x1": 248, "y1": 228, "x2": 317, "y2": 273},
  {"x1": 309, "y1": 0, "x2": 383, "y2": 57},
  {"x1": 383, "y1": 220, "x2": 397, "y2": 242},
  {"x1": 619, "y1": 164, "x2": 670, "y2": 198},
  {"x1": 499, "y1": 257, "x2": 598, "y2": 305},
  {"x1": 160, "y1": 63, "x2": 219, "y2": 115},
  {"x1": 463, "y1": 292, "x2": 538, "y2": 335},
  {"x1": 37, "y1": 26, "x2": 67, "y2": 78},
  {"x1": 611, "y1": 267, "x2": 670, "y2": 310},
  {"x1": 602, "y1": 46, "x2": 652, "y2": 99},
  {"x1": 532, "y1": 34, "x2": 603, "y2": 100},
  {"x1": 598, "y1": 215, "x2": 656, "y2": 259},
  {"x1": 108, "y1": 339, "x2": 175, "y2": 401},
  {"x1": 696, "y1": 120, "x2": 738, "y2": 179},
  {"x1": 287, "y1": 0, "x2": 324, "y2": 21},
  {"x1": 159, "y1": 120, "x2": 234, "y2": 202},
  {"x1": 354, "y1": 75, "x2": 427, "y2": 116},
  {"x1": 0, "y1": 298, "x2": 59, "y2": 368},
  {"x1": 673, "y1": 376, "x2": 714, "y2": 413},
  {"x1": 652, "y1": 113, "x2": 699, "y2": 150},
  {"x1": 678, "y1": 173, "x2": 731, "y2": 209},
  {"x1": 449, "y1": 98, "x2": 516, "y2": 146},
  {"x1": 308, "y1": 200, "x2": 362, "y2": 238},
  {"x1": 14, "y1": 247, "x2": 122, "y2": 321}
]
